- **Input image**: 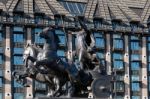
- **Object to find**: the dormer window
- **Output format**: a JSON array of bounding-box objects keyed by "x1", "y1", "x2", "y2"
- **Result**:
[
  {"x1": 54, "y1": 14, "x2": 64, "y2": 26},
  {"x1": 13, "y1": 11, "x2": 24, "y2": 23},
  {"x1": 130, "y1": 21, "x2": 139, "y2": 32},
  {"x1": 93, "y1": 17, "x2": 103, "y2": 29},
  {"x1": 112, "y1": 19, "x2": 121, "y2": 30},
  {"x1": 34, "y1": 13, "x2": 44, "y2": 25}
]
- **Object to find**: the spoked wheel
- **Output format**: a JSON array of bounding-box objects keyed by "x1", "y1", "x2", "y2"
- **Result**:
[{"x1": 91, "y1": 75, "x2": 112, "y2": 98}]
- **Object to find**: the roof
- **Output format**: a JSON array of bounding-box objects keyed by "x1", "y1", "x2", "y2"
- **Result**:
[{"x1": 0, "y1": 0, "x2": 149, "y2": 25}]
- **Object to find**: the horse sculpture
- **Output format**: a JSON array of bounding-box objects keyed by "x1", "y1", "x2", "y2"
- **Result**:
[
  {"x1": 12, "y1": 26, "x2": 92, "y2": 97},
  {"x1": 74, "y1": 18, "x2": 102, "y2": 73},
  {"x1": 13, "y1": 44, "x2": 70, "y2": 97}
]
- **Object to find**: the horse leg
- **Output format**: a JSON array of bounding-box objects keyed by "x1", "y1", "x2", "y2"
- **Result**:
[
  {"x1": 78, "y1": 50, "x2": 84, "y2": 70},
  {"x1": 53, "y1": 77, "x2": 61, "y2": 97}
]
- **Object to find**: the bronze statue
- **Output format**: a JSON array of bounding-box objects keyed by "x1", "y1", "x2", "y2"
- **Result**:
[{"x1": 12, "y1": 18, "x2": 111, "y2": 98}]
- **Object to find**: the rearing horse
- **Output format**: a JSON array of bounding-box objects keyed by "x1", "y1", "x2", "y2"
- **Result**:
[{"x1": 27, "y1": 27, "x2": 79, "y2": 80}]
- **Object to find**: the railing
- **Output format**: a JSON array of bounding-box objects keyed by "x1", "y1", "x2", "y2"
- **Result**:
[{"x1": 0, "y1": 14, "x2": 149, "y2": 33}]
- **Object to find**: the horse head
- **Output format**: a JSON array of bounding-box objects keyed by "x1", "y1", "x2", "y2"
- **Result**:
[
  {"x1": 37, "y1": 27, "x2": 60, "y2": 51},
  {"x1": 23, "y1": 44, "x2": 38, "y2": 68}
]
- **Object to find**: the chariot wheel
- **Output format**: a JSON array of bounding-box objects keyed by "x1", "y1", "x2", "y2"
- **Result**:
[{"x1": 91, "y1": 75, "x2": 112, "y2": 98}]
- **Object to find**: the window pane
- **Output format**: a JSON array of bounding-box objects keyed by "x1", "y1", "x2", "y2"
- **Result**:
[
  {"x1": 131, "y1": 54, "x2": 140, "y2": 61},
  {"x1": 115, "y1": 82, "x2": 124, "y2": 91},
  {"x1": 14, "y1": 48, "x2": 24, "y2": 54},
  {"x1": 131, "y1": 42, "x2": 140, "y2": 50},
  {"x1": 14, "y1": 93, "x2": 24, "y2": 99},
  {"x1": 0, "y1": 78, "x2": 3, "y2": 87},
  {"x1": 132, "y1": 96, "x2": 140, "y2": 99},
  {"x1": 131, "y1": 82, "x2": 140, "y2": 91},
  {"x1": 94, "y1": 33, "x2": 104, "y2": 48},
  {"x1": 113, "y1": 53, "x2": 123, "y2": 59},
  {"x1": 35, "y1": 81, "x2": 46, "y2": 90},
  {"x1": 113, "y1": 39, "x2": 123, "y2": 49},
  {"x1": 148, "y1": 43, "x2": 150, "y2": 51},
  {"x1": 60, "y1": 1, "x2": 86, "y2": 15},
  {"x1": 14, "y1": 80, "x2": 23, "y2": 87},
  {"x1": 131, "y1": 75, "x2": 140, "y2": 81},
  {"x1": 0, "y1": 93, "x2": 3, "y2": 99},
  {"x1": 34, "y1": 28, "x2": 45, "y2": 43},
  {"x1": 13, "y1": 56, "x2": 23, "y2": 65},
  {"x1": 13, "y1": 27, "x2": 23, "y2": 32},
  {"x1": 55, "y1": 30, "x2": 66, "y2": 45},
  {"x1": 13, "y1": 34, "x2": 24, "y2": 42},
  {"x1": 131, "y1": 62, "x2": 140, "y2": 70},
  {"x1": 131, "y1": 36, "x2": 139, "y2": 40},
  {"x1": 0, "y1": 55, "x2": 2, "y2": 64},
  {"x1": 0, "y1": 33, "x2": 2, "y2": 41},
  {"x1": 113, "y1": 61, "x2": 123, "y2": 69}
]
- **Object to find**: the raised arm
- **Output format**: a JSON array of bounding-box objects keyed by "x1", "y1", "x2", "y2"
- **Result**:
[{"x1": 37, "y1": 27, "x2": 52, "y2": 38}]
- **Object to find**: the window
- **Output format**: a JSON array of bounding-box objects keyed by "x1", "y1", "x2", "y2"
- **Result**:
[
  {"x1": 113, "y1": 34, "x2": 123, "y2": 49},
  {"x1": 132, "y1": 96, "x2": 140, "y2": 99},
  {"x1": 130, "y1": 23, "x2": 138, "y2": 32},
  {"x1": 115, "y1": 82, "x2": 124, "y2": 91},
  {"x1": 0, "y1": 78, "x2": 3, "y2": 87},
  {"x1": 35, "y1": 81, "x2": 46, "y2": 91},
  {"x1": 57, "y1": 50, "x2": 65, "y2": 61},
  {"x1": 55, "y1": 17, "x2": 63, "y2": 26},
  {"x1": 13, "y1": 34, "x2": 24, "y2": 43},
  {"x1": 97, "y1": 52, "x2": 105, "y2": 67},
  {"x1": 131, "y1": 75, "x2": 140, "y2": 81},
  {"x1": 148, "y1": 76, "x2": 150, "y2": 91},
  {"x1": 131, "y1": 54, "x2": 140, "y2": 61},
  {"x1": 93, "y1": 32, "x2": 105, "y2": 48},
  {"x1": 59, "y1": 1, "x2": 86, "y2": 15},
  {"x1": 0, "y1": 55, "x2": 3, "y2": 65},
  {"x1": 148, "y1": 43, "x2": 150, "y2": 51},
  {"x1": 14, "y1": 48, "x2": 24, "y2": 55},
  {"x1": 113, "y1": 53, "x2": 124, "y2": 70},
  {"x1": 34, "y1": 28, "x2": 45, "y2": 44},
  {"x1": 13, "y1": 27, "x2": 24, "y2": 45},
  {"x1": 14, "y1": 93, "x2": 24, "y2": 99},
  {"x1": 55, "y1": 29, "x2": 66, "y2": 46},
  {"x1": 131, "y1": 82, "x2": 140, "y2": 91},
  {"x1": 13, "y1": 56, "x2": 23, "y2": 65},
  {"x1": 112, "y1": 21, "x2": 121, "y2": 30},
  {"x1": 131, "y1": 62, "x2": 140, "y2": 70},
  {"x1": 131, "y1": 42, "x2": 140, "y2": 50},
  {"x1": 13, "y1": 14, "x2": 23, "y2": 23},
  {"x1": 35, "y1": 15, "x2": 43, "y2": 24},
  {"x1": 0, "y1": 93, "x2": 2, "y2": 99},
  {"x1": 130, "y1": 36, "x2": 140, "y2": 50},
  {"x1": 93, "y1": 19, "x2": 102, "y2": 29},
  {"x1": 0, "y1": 32, "x2": 2, "y2": 41},
  {"x1": 13, "y1": 27, "x2": 23, "y2": 32},
  {"x1": 13, "y1": 80, "x2": 23, "y2": 88}
]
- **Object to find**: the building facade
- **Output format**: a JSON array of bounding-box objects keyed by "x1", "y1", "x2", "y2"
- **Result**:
[{"x1": 0, "y1": 0, "x2": 149, "y2": 99}]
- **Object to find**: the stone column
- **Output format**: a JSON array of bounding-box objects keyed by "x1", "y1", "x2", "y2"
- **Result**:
[
  {"x1": 124, "y1": 35, "x2": 130, "y2": 99},
  {"x1": 25, "y1": 27, "x2": 33, "y2": 99},
  {"x1": 141, "y1": 36, "x2": 148, "y2": 99},
  {"x1": 106, "y1": 33, "x2": 111, "y2": 75},
  {"x1": 4, "y1": 26, "x2": 12, "y2": 99}
]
